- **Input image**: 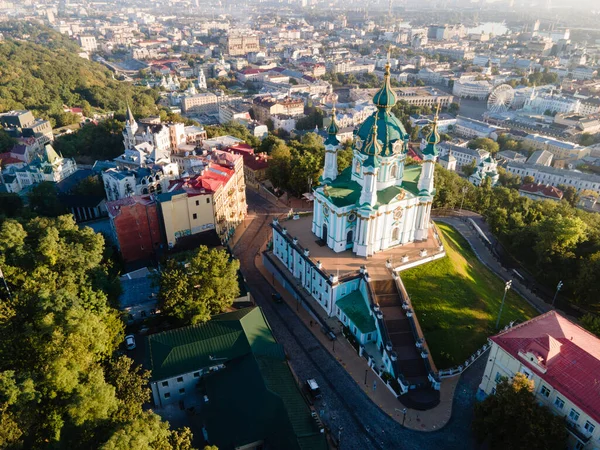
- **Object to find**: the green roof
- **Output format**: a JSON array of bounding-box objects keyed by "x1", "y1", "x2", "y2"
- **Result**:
[
  {"x1": 147, "y1": 307, "x2": 277, "y2": 381},
  {"x1": 336, "y1": 291, "x2": 376, "y2": 333},
  {"x1": 203, "y1": 352, "x2": 327, "y2": 450},
  {"x1": 400, "y1": 165, "x2": 422, "y2": 197},
  {"x1": 372, "y1": 65, "x2": 397, "y2": 109},
  {"x1": 322, "y1": 168, "x2": 362, "y2": 207}
]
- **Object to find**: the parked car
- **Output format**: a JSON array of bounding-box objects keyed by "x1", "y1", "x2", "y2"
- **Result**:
[
  {"x1": 304, "y1": 378, "x2": 322, "y2": 403},
  {"x1": 125, "y1": 334, "x2": 136, "y2": 350}
]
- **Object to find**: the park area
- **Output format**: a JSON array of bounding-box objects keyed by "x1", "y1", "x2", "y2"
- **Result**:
[{"x1": 401, "y1": 222, "x2": 538, "y2": 369}]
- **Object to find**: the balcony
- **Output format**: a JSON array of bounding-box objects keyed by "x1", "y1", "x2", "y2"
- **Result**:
[{"x1": 565, "y1": 421, "x2": 592, "y2": 444}]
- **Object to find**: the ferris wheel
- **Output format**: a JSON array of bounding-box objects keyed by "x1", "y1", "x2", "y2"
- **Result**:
[{"x1": 487, "y1": 84, "x2": 515, "y2": 113}]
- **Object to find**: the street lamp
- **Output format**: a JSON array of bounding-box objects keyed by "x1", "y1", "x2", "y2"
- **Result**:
[
  {"x1": 402, "y1": 408, "x2": 407, "y2": 426},
  {"x1": 495, "y1": 280, "x2": 513, "y2": 329},
  {"x1": 552, "y1": 280, "x2": 564, "y2": 307},
  {"x1": 459, "y1": 186, "x2": 468, "y2": 213}
]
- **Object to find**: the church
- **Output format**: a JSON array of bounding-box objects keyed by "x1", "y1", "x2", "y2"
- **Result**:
[{"x1": 312, "y1": 63, "x2": 439, "y2": 257}]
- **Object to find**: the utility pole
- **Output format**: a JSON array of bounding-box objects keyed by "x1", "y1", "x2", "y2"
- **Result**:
[
  {"x1": 551, "y1": 280, "x2": 563, "y2": 307},
  {"x1": 459, "y1": 186, "x2": 468, "y2": 213},
  {"x1": 496, "y1": 280, "x2": 512, "y2": 329}
]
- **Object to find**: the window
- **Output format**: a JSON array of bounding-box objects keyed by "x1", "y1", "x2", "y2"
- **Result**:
[
  {"x1": 179, "y1": 388, "x2": 185, "y2": 394},
  {"x1": 353, "y1": 326, "x2": 357, "y2": 335},
  {"x1": 575, "y1": 442, "x2": 584, "y2": 450},
  {"x1": 554, "y1": 397, "x2": 565, "y2": 410},
  {"x1": 193, "y1": 213, "x2": 197, "y2": 220},
  {"x1": 195, "y1": 200, "x2": 199, "y2": 206},
  {"x1": 491, "y1": 387, "x2": 496, "y2": 395},
  {"x1": 164, "y1": 393, "x2": 171, "y2": 399},
  {"x1": 162, "y1": 381, "x2": 169, "y2": 387},
  {"x1": 540, "y1": 385, "x2": 551, "y2": 398},
  {"x1": 177, "y1": 377, "x2": 184, "y2": 383},
  {"x1": 193, "y1": 372, "x2": 200, "y2": 378},
  {"x1": 366, "y1": 333, "x2": 371, "y2": 341},
  {"x1": 494, "y1": 372, "x2": 503, "y2": 383},
  {"x1": 206, "y1": 198, "x2": 210, "y2": 203},
  {"x1": 584, "y1": 421, "x2": 595, "y2": 434},
  {"x1": 569, "y1": 409, "x2": 580, "y2": 422}
]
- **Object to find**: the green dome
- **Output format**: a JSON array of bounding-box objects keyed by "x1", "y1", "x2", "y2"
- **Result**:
[
  {"x1": 372, "y1": 64, "x2": 397, "y2": 109},
  {"x1": 355, "y1": 109, "x2": 408, "y2": 157},
  {"x1": 361, "y1": 122, "x2": 381, "y2": 168}
]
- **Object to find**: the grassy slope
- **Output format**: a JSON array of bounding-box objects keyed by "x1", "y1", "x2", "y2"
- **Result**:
[{"x1": 401, "y1": 222, "x2": 538, "y2": 368}]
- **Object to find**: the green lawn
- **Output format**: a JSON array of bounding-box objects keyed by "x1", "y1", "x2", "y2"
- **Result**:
[{"x1": 401, "y1": 222, "x2": 538, "y2": 369}]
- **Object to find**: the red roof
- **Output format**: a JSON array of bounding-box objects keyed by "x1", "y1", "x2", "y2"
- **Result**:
[
  {"x1": 243, "y1": 153, "x2": 269, "y2": 171},
  {"x1": 519, "y1": 183, "x2": 563, "y2": 200},
  {"x1": 491, "y1": 311, "x2": 600, "y2": 423},
  {"x1": 0, "y1": 153, "x2": 24, "y2": 165},
  {"x1": 106, "y1": 195, "x2": 155, "y2": 218},
  {"x1": 225, "y1": 143, "x2": 255, "y2": 156},
  {"x1": 171, "y1": 163, "x2": 235, "y2": 195},
  {"x1": 408, "y1": 148, "x2": 422, "y2": 161}
]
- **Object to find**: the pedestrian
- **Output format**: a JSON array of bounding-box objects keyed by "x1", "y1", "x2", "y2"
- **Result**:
[{"x1": 310, "y1": 320, "x2": 313, "y2": 327}]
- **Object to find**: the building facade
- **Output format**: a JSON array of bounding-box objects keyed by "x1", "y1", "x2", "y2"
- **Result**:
[{"x1": 479, "y1": 311, "x2": 600, "y2": 450}]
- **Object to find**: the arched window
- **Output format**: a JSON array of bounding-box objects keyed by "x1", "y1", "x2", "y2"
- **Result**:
[
  {"x1": 142, "y1": 188, "x2": 149, "y2": 194},
  {"x1": 346, "y1": 230, "x2": 353, "y2": 245},
  {"x1": 354, "y1": 160, "x2": 361, "y2": 174},
  {"x1": 391, "y1": 164, "x2": 398, "y2": 178},
  {"x1": 392, "y1": 227, "x2": 400, "y2": 241}
]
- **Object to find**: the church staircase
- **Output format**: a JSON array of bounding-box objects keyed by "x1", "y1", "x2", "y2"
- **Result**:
[{"x1": 372, "y1": 279, "x2": 440, "y2": 410}]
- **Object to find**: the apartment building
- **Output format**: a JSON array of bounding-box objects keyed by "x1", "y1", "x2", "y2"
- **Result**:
[
  {"x1": 523, "y1": 134, "x2": 589, "y2": 160},
  {"x1": 507, "y1": 162, "x2": 600, "y2": 194},
  {"x1": 479, "y1": 311, "x2": 600, "y2": 450},
  {"x1": 181, "y1": 92, "x2": 219, "y2": 114},
  {"x1": 454, "y1": 116, "x2": 505, "y2": 140},
  {"x1": 252, "y1": 96, "x2": 304, "y2": 123},
  {"x1": 158, "y1": 149, "x2": 247, "y2": 246},
  {"x1": 224, "y1": 34, "x2": 260, "y2": 56},
  {"x1": 437, "y1": 142, "x2": 491, "y2": 171}
]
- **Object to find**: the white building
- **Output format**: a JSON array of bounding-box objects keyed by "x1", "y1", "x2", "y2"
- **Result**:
[
  {"x1": 454, "y1": 116, "x2": 504, "y2": 140},
  {"x1": 479, "y1": 311, "x2": 600, "y2": 450},
  {"x1": 469, "y1": 155, "x2": 499, "y2": 186},
  {"x1": 507, "y1": 162, "x2": 600, "y2": 194},
  {"x1": 102, "y1": 164, "x2": 179, "y2": 201},
  {"x1": 452, "y1": 79, "x2": 493, "y2": 100},
  {"x1": 2, "y1": 144, "x2": 76, "y2": 193},
  {"x1": 438, "y1": 142, "x2": 491, "y2": 171}
]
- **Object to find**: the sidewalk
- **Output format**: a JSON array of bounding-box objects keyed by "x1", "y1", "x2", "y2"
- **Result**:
[{"x1": 255, "y1": 251, "x2": 460, "y2": 432}]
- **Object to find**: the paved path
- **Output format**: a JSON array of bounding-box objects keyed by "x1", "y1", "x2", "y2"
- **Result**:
[
  {"x1": 433, "y1": 216, "x2": 551, "y2": 315},
  {"x1": 231, "y1": 190, "x2": 481, "y2": 450}
]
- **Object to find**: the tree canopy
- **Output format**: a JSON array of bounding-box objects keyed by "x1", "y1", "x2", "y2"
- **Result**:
[
  {"x1": 473, "y1": 373, "x2": 567, "y2": 450},
  {"x1": 0, "y1": 23, "x2": 160, "y2": 124},
  {"x1": 158, "y1": 246, "x2": 241, "y2": 325},
  {"x1": 467, "y1": 137, "x2": 500, "y2": 155},
  {"x1": 0, "y1": 216, "x2": 192, "y2": 448}
]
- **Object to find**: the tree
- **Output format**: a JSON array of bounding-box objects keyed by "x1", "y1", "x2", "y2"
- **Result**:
[
  {"x1": 579, "y1": 133, "x2": 597, "y2": 147},
  {"x1": 448, "y1": 102, "x2": 460, "y2": 114},
  {"x1": 0, "y1": 129, "x2": 16, "y2": 153},
  {"x1": 0, "y1": 193, "x2": 24, "y2": 218},
  {"x1": 266, "y1": 142, "x2": 292, "y2": 190},
  {"x1": 523, "y1": 175, "x2": 535, "y2": 184},
  {"x1": 473, "y1": 373, "x2": 567, "y2": 450},
  {"x1": 557, "y1": 184, "x2": 580, "y2": 207},
  {"x1": 337, "y1": 140, "x2": 354, "y2": 173},
  {"x1": 574, "y1": 252, "x2": 600, "y2": 306},
  {"x1": 27, "y1": 182, "x2": 67, "y2": 217},
  {"x1": 105, "y1": 356, "x2": 151, "y2": 424},
  {"x1": 533, "y1": 214, "x2": 588, "y2": 263},
  {"x1": 158, "y1": 246, "x2": 240, "y2": 325},
  {"x1": 410, "y1": 125, "x2": 420, "y2": 142},
  {"x1": 497, "y1": 167, "x2": 521, "y2": 189},
  {"x1": 462, "y1": 160, "x2": 477, "y2": 177},
  {"x1": 580, "y1": 313, "x2": 600, "y2": 337},
  {"x1": 467, "y1": 137, "x2": 500, "y2": 155}
]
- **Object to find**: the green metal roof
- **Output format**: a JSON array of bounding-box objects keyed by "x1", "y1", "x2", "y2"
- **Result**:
[
  {"x1": 372, "y1": 64, "x2": 397, "y2": 109},
  {"x1": 336, "y1": 291, "x2": 376, "y2": 333},
  {"x1": 322, "y1": 169, "x2": 362, "y2": 207},
  {"x1": 400, "y1": 165, "x2": 422, "y2": 197},
  {"x1": 147, "y1": 307, "x2": 277, "y2": 381}
]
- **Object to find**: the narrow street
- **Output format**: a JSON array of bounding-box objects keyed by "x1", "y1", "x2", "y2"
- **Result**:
[{"x1": 232, "y1": 190, "x2": 481, "y2": 450}]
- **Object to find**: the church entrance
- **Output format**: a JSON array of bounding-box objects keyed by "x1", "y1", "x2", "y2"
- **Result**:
[
  {"x1": 346, "y1": 230, "x2": 353, "y2": 245},
  {"x1": 322, "y1": 224, "x2": 328, "y2": 243}
]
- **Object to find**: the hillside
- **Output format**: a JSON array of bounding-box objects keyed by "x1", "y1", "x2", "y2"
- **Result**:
[{"x1": 0, "y1": 23, "x2": 159, "y2": 125}]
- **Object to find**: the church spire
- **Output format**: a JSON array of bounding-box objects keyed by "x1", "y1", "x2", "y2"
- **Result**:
[
  {"x1": 126, "y1": 103, "x2": 135, "y2": 124},
  {"x1": 372, "y1": 61, "x2": 396, "y2": 109},
  {"x1": 323, "y1": 106, "x2": 341, "y2": 182},
  {"x1": 422, "y1": 104, "x2": 440, "y2": 157}
]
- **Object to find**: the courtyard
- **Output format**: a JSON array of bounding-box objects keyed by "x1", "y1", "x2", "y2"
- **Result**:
[{"x1": 401, "y1": 222, "x2": 538, "y2": 369}]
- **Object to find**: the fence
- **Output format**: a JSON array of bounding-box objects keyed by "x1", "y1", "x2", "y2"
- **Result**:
[{"x1": 437, "y1": 322, "x2": 515, "y2": 379}]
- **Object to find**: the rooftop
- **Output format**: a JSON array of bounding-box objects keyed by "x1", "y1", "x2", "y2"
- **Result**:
[
  {"x1": 336, "y1": 290, "x2": 376, "y2": 333},
  {"x1": 491, "y1": 311, "x2": 600, "y2": 424}
]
